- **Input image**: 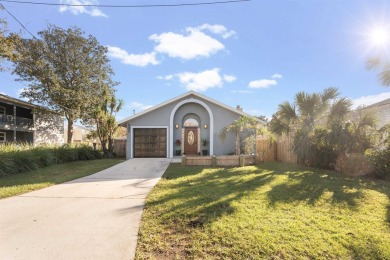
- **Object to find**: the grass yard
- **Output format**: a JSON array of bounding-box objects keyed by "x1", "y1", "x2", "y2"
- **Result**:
[
  {"x1": 0, "y1": 158, "x2": 124, "y2": 199},
  {"x1": 136, "y1": 162, "x2": 390, "y2": 259}
]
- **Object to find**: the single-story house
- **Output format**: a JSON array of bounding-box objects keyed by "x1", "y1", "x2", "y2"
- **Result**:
[
  {"x1": 64, "y1": 124, "x2": 92, "y2": 143},
  {"x1": 118, "y1": 91, "x2": 264, "y2": 159},
  {"x1": 0, "y1": 93, "x2": 64, "y2": 145}
]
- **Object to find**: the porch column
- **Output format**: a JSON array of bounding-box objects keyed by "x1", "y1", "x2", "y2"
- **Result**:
[{"x1": 13, "y1": 105, "x2": 16, "y2": 142}]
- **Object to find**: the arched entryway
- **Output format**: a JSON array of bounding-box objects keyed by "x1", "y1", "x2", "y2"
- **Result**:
[{"x1": 169, "y1": 98, "x2": 214, "y2": 158}]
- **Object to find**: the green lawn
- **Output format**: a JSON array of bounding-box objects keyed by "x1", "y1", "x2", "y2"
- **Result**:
[
  {"x1": 0, "y1": 158, "x2": 124, "y2": 199},
  {"x1": 136, "y1": 162, "x2": 390, "y2": 259}
]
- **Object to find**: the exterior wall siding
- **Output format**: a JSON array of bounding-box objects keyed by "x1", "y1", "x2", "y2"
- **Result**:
[
  {"x1": 34, "y1": 109, "x2": 64, "y2": 145},
  {"x1": 205, "y1": 101, "x2": 241, "y2": 155}
]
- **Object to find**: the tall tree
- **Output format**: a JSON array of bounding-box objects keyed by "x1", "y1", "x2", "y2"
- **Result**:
[
  {"x1": 219, "y1": 116, "x2": 257, "y2": 155},
  {"x1": 0, "y1": 14, "x2": 19, "y2": 71},
  {"x1": 12, "y1": 25, "x2": 115, "y2": 143}
]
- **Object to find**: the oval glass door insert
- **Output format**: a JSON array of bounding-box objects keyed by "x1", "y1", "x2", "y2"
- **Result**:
[{"x1": 188, "y1": 131, "x2": 194, "y2": 145}]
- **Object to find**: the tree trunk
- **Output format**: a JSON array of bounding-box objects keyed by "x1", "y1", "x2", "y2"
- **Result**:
[
  {"x1": 67, "y1": 119, "x2": 74, "y2": 144},
  {"x1": 107, "y1": 137, "x2": 114, "y2": 159},
  {"x1": 101, "y1": 140, "x2": 108, "y2": 158},
  {"x1": 236, "y1": 132, "x2": 240, "y2": 155}
]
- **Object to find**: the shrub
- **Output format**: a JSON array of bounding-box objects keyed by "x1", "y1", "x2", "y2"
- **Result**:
[
  {"x1": 368, "y1": 148, "x2": 390, "y2": 179},
  {"x1": 33, "y1": 146, "x2": 56, "y2": 167},
  {"x1": 0, "y1": 156, "x2": 17, "y2": 177},
  {"x1": 75, "y1": 144, "x2": 102, "y2": 160},
  {"x1": 53, "y1": 145, "x2": 78, "y2": 163},
  {"x1": 0, "y1": 143, "x2": 103, "y2": 177},
  {"x1": 11, "y1": 150, "x2": 40, "y2": 173}
]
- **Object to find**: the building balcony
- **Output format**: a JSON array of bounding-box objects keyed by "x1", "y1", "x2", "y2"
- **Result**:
[{"x1": 0, "y1": 114, "x2": 33, "y2": 128}]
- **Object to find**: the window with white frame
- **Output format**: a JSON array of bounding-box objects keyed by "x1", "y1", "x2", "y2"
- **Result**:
[
  {"x1": 0, "y1": 132, "x2": 5, "y2": 143},
  {"x1": 0, "y1": 106, "x2": 5, "y2": 115}
]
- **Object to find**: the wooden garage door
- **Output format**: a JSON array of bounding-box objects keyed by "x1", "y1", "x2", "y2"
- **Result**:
[{"x1": 134, "y1": 128, "x2": 167, "y2": 158}]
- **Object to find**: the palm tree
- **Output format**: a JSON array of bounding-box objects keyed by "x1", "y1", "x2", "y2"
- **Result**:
[
  {"x1": 367, "y1": 56, "x2": 390, "y2": 87},
  {"x1": 219, "y1": 116, "x2": 257, "y2": 155},
  {"x1": 269, "y1": 87, "x2": 352, "y2": 165},
  {"x1": 338, "y1": 111, "x2": 377, "y2": 154},
  {"x1": 90, "y1": 89, "x2": 124, "y2": 158}
]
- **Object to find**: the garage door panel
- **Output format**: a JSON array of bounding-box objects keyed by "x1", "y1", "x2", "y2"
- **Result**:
[{"x1": 134, "y1": 128, "x2": 167, "y2": 158}]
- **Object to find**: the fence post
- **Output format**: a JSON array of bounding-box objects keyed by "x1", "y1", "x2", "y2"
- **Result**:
[
  {"x1": 181, "y1": 155, "x2": 186, "y2": 166},
  {"x1": 211, "y1": 155, "x2": 217, "y2": 167},
  {"x1": 255, "y1": 154, "x2": 261, "y2": 165},
  {"x1": 239, "y1": 155, "x2": 245, "y2": 167}
]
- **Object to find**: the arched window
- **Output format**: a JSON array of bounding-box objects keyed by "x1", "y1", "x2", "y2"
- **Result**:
[{"x1": 183, "y1": 118, "x2": 199, "y2": 127}]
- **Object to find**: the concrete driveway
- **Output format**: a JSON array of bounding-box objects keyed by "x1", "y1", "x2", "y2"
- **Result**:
[{"x1": 0, "y1": 158, "x2": 171, "y2": 260}]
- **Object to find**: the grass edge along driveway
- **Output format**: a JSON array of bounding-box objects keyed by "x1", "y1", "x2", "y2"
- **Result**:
[
  {"x1": 0, "y1": 158, "x2": 124, "y2": 199},
  {"x1": 136, "y1": 162, "x2": 390, "y2": 259}
]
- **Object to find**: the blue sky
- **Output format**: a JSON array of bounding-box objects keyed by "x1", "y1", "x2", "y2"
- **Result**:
[{"x1": 1, "y1": 0, "x2": 390, "y2": 120}]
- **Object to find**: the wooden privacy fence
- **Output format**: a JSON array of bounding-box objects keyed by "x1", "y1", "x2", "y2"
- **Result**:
[
  {"x1": 256, "y1": 134, "x2": 297, "y2": 164},
  {"x1": 113, "y1": 139, "x2": 126, "y2": 158},
  {"x1": 183, "y1": 155, "x2": 256, "y2": 167},
  {"x1": 275, "y1": 134, "x2": 298, "y2": 164},
  {"x1": 256, "y1": 137, "x2": 276, "y2": 162}
]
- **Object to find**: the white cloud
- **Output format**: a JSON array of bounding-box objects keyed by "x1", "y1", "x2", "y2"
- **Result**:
[
  {"x1": 167, "y1": 68, "x2": 234, "y2": 92},
  {"x1": 128, "y1": 101, "x2": 153, "y2": 112},
  {"x1": 351, "y1": 92, "x2": 390, "y2": 109},
  {"x1": 249, "y1": 79, "x2": 277, "y2": 89},
  {"x1": 149, "y1": 28, "x2": 225, "y2": 60},
  {"x1": 231, "y1": 90, "x2": 253, "y2": 94},
  {"x1": 59, "y1": 0, "x2": 107, "y2": 17},
  {"x1": 107, "y1": 46, "x2": 159, "y2": 67},
  {"x1": 176, "y1": 68, "x2": 223, "y2": 91},
  {"x1": 157, "y1": 75, "x2": 174, "y2": 80},
  {"x1": 195, "y1": 24, "x2": 236, "y2": 39},
  {"x1": 249, "y1": 73, "x2": 282, "y2": 89},
  {"x1": 223, "y1": 74, "x2": 237, "y2": 83}
]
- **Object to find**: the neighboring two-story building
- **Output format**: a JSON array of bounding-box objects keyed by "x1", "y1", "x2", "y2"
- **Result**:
[{"x1": 0, "y1": 94, "x2": 64, "y2": 145}]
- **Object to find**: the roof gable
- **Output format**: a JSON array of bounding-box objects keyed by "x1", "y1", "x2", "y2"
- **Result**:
[
  {"x1": 364, "y1": 98, "x2": 390, "y2": 109},
  {"x1": 118, "y1": 91, "x2": 264, "y2": 125}
]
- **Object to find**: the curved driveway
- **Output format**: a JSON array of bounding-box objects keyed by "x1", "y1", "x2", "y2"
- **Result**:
[{"x1": 0, "y1": 158, "x2": 171, "y2": 260}]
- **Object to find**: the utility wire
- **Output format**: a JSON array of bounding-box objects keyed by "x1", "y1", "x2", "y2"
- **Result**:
[
  {"x1": 0, "y1": 0, "x2": 250, "y2": 8},
  {"x1": 0, "y1": 3, "x2": 36, "y2": 38}
]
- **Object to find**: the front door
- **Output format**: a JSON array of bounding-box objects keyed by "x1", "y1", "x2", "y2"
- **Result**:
[{"x1": 184, "y1": 127, "x2": 198, "y2": 155}]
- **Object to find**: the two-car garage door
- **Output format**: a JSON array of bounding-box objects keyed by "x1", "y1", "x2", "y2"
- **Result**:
[{"x1": 133, "y1": 128, "x2": 167, "y2": 158}]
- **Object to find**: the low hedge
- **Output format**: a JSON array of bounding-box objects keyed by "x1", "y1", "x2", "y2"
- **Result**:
[{"x1": 0, "y1": 143, "x2": 102, "y2": 177}]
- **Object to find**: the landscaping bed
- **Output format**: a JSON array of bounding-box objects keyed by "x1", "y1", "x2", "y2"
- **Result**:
[
  {"x1": 0, "y1": 144, "x2": 103, "y2": 177},
  {"x1": 136, "y1": 162, "x2": 390, "y2": 259}
]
